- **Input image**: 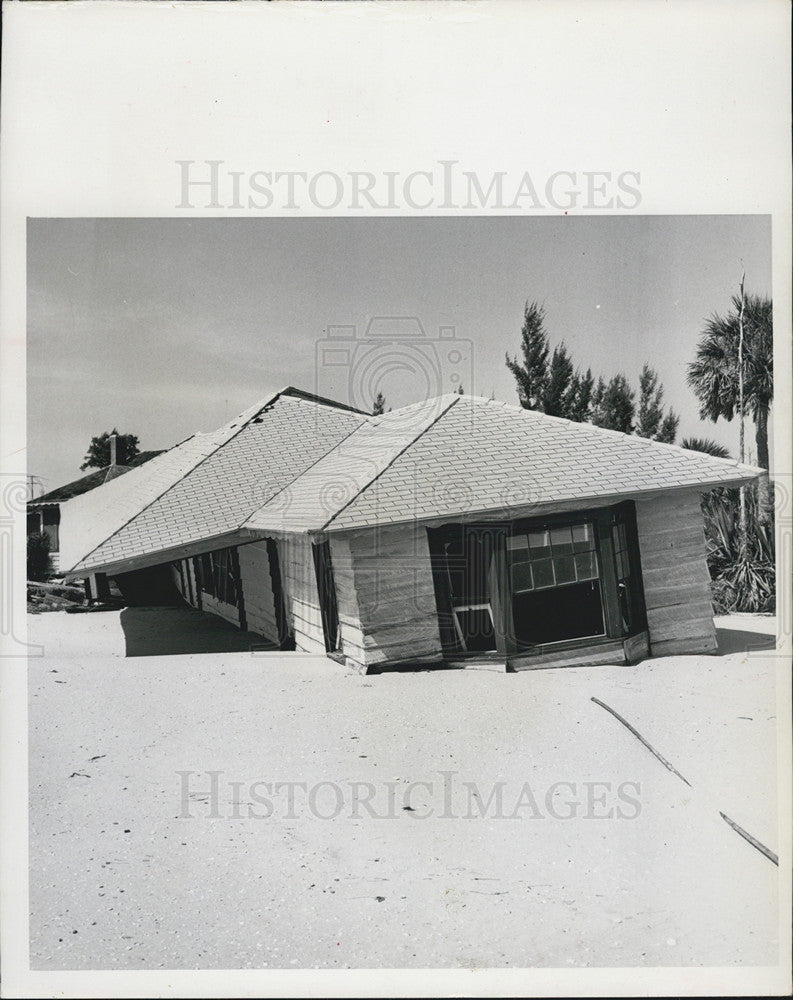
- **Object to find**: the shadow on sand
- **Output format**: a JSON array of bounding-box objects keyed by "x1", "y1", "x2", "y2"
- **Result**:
[
  {"x1": 120, "y1": 605, "x2": 274, "y2": 657},
  {"x1": 715, "y1": 626, "x2": 775, "y2": 656}
]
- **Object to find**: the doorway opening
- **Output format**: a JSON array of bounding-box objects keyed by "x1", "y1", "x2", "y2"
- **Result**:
[{"x1": 428, "y1": 525, "x2": 498, "y2": 655}]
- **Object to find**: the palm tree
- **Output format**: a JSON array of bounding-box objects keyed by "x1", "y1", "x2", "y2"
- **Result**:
[
  {"x1": 680, "y1": 437, "x2": 731, "y2": 460},
  {"x1": 687, "y1": 291, "x2": 773, "y2": 520}
]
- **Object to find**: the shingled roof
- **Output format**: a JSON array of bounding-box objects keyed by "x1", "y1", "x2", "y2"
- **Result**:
[
  {"x1": 244, "y1": 394, "x2": 762, "y2": 534},
  {"x1": 64, "y1": 390, "x2": 762, "y2": 577},
  {"x1": 64, "y1": 388, "x2": 367, "y2": 575},
  {"x1": 28, "y1": 452, "x2": 163, "y2": 506},
  {"x1": 324, "y1": 395, "x2": 762, "y2": 530}
]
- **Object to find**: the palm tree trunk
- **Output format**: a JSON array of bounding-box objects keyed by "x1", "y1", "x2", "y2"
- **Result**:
[{"x1": 755, "y1": 405, "x2": 772, "y2": 525}]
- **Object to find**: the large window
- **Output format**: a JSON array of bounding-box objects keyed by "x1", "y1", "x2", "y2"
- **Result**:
[
  {"x1": 508, "y1": 519, "x2": 606, "y2": 647},
  {"x1": 507, "y1": 523, "x2": 599, "y2": 593},
  {"x1": 428, "y1": 502, "x2": 647, "y2": 660}
]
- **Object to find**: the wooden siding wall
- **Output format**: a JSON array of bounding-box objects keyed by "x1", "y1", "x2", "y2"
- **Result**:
[
  {"x1": 237, "y1": 541, "x2": 280, "y2": 644},
  {"x1": 634, "y1": 491, "x2": 717, "y2": 656},
  {"x1": 280, "y1": 534, "x2": 328, "y2": 656},
  {"x1": 340, "y1": 522, "x2": 443, "y2": 670}
]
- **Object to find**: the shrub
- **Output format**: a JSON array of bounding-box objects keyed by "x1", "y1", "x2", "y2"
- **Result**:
[
  {"x1": 702, "y1": 483, "x2": 775, "y2": 614},
  {"x1": 27, "y1": 532, "x2": 52, "y2": 582}
]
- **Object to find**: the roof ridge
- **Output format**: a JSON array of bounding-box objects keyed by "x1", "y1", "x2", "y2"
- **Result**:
[
  {"x1": 279, "y1": 386, "x2": 371, "y2": 416},
  {"x1": 319, "y1": 394, "x2": 462, "y2": 531},
  {"x1": 238, "y1": 407, "x2": 371, "y2": 531}
]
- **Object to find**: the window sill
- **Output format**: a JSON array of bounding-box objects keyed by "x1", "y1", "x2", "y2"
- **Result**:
[{"x1": 509, "y1": 630, "x2": 648, "y2": 671}]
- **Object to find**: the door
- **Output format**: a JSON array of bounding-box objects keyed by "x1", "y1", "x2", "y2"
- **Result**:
[
  {"x1": 428, "y1": 525, "x2": 500, "y2": 655},
  {"x1": 608, "y1": 504, "x2": 647, "y2": 636}
]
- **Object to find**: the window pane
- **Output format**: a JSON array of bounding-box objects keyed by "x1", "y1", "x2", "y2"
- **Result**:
[
  {"x1": 572, "y1": 522, "x2": 594, "y2": 551},
  {"x1": 507, "y1": 534, "x2": 528, "y2": 552},
  {"x1": 554, "y1": 554, "x2": 576, "y2": 584},
  {"x1": 528, "y1": 530, "x2": 551, "y2": 559},
  {"x1": 618, "y1": 581, "x2": 632, "y2": 631},
  {"x1": 511, "y1": 561, "x2": 534, "y2": 592},
  {"x1": 571, "y1": 522, "x2": 591, "y2": 544},
  {"x1": 531, "y1": 557, "x2": 555, "y2": 589},
  {"x1": 550, "y1": 525, "x2": 573, "y2": 554},
  {"x1": 575, "y1": 550, "x2": 598, "y2": 581},
  {"x1": 455, "y1": 607, "x2": 496, "y2": 652}
]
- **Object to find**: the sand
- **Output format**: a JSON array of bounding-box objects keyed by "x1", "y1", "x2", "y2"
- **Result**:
[{"x1": 27, "y1": 608, "x2": 780, "y2": 970}]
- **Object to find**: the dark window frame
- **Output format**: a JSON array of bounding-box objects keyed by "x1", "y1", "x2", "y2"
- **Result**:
[
  {"x1": 266, "y1": 537, "x2": 295, "y2": 651},
  {"x1": 505, "y1": 502, "x2": 647, "y2": 653},
  {"x1": 197, "y1": 547, "x2": 240, "y2": 607},
  {"x1": 427, "y1": 523, "x2": 509, "y2": 658},
  {"x1": 428, "y1": 501, "x2": 647, "y2": 660}
]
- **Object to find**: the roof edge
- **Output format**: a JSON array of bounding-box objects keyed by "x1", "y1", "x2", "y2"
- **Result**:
[
  {"x1": 323, "y1": 475, "x2": 762, "y2": 534},
  {"x1": 457, "y1": 394, "x2": 767, "y2": 478}
]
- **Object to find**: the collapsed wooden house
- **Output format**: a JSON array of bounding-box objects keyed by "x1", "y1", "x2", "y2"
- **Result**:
[{"x1": 61, "y1": 386, "x2": 761, "y2": 671}]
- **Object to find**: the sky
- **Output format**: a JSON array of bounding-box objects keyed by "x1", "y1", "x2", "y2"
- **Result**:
[{"x1": 27, "y1": 215, "x2": 772, "y2": 493}]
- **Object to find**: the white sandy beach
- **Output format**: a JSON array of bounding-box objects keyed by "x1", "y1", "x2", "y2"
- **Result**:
[{"x1": 28, "y1": 608, "x2": 780, "y2": 970}]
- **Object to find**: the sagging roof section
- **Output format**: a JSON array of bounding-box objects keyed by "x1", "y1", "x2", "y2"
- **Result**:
[
  {"x1": 243, "y1": 394, "x2": 461, "y2": 533},
  {"x1": 65, "y1": 389, "x2": 367, "y2": 575},
  {"x1": 64, "y1": 390, "x2": 763, "y2": 576}
]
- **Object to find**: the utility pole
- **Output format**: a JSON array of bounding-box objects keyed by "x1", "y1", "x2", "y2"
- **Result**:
[
  {"x1": 27, "y1": 474, "x2": 45, "y2": 501},
  {"x1": 737, "y1": 270, "x2": 747, "y2": 552}
]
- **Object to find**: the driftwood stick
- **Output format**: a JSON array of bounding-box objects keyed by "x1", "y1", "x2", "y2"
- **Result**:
[
  {"x1": 719, "y1": 812, "x2": 778, "y2": 866},
  {"x1": 591, "y1": 696, "x2": 692, "y2": 787},
  {"x1": 591, "y1": 697, "x2": 778, "y2": 866}
]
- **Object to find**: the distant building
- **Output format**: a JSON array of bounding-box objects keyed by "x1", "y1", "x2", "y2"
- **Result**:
[
  {"x1": 60, "y1": 387, "x2": 760, "y2": 671},
  {"x1": 27, "y1": 447, "x2": 162, "y2": 574}
]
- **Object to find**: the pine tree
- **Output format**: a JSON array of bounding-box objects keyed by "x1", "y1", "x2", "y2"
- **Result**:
[
  {"x1": 566, "y1": 367, "x2": 594, "y2": 423},
  {"x1": 372, "y1": 391, "x2": 387, "y2": 416},
  {"x1": 589, "y1": 376, "x2": 607, "y2": 426},
  {"x1": 597, "y1": 374, "x2": 635, "y2": 433},
  {"x1": 505, "y1": 301, "x2": 550, "y2": 411},
  {"x1": 636, "y1": 363, "x2": 679, "y2": 443},
  {"x1": 636, "y1": 364, "x2": 664, "y2": 438},
  {"x1": 543, "y1": 344, "x2": 575, "y2": 417},
  {"x1": 656, "y1": 411, "x2": 680, "y2": 444}
]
